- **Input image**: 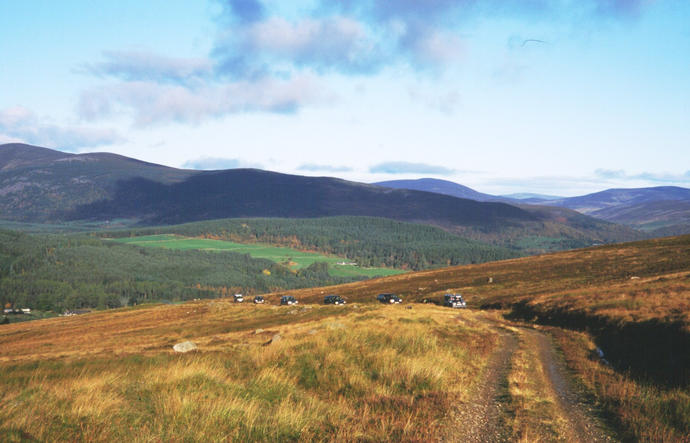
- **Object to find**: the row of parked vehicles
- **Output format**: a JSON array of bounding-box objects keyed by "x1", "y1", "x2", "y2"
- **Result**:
[
  {"x1": 231, "y1": 294, "x2": 343, "y2": 305},
  {"x1": 231, "y1": 292, "x2": 465, "y2": 307}
]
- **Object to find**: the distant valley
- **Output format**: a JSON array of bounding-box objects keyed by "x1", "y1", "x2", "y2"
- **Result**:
[{"x1": 375, "y1": 177, "x2": 690, "y2": 236}]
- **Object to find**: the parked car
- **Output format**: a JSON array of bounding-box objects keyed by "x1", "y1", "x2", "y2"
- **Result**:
[
  {"x1": 324, "y1": 295, "x2": 346, "y2": 305},
  {"x1": 377, "y1": 293, "x2": 402, "y2": 304},
  {"x1": 233, "y1": 293, "x2": 244, "y2": 303},
  {"x1": 253, "y1": 295, "x2": 265, "y2": 304},
  {"x1": 443, "y1": 293, "x2": 466, "y2": 308},
  {"x1": 280, "y1": 295, "x2": 298, "y2": 306}
]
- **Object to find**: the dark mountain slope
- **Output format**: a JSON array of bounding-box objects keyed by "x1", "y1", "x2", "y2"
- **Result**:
[
  {"x1": 0, "y1": 143, "x2": 69, "y2": 170},
  {"x1": 67, "y1": 169, "x2": 535, "y2": 227},
  {"x1": 0, "y1": 143, "x2": 194, "y2": 221}
]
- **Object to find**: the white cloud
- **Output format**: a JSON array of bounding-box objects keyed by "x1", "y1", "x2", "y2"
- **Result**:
[
  {"x1": 0, "y1": 106, "x2": 123, "y2": 150},
  {"x1": 370, "y1": 161, "x2": 456, "y2": 175},
  {"x1": 297, "y1": 163, "x2": 353, "y2": 172},
  {"x1": 182, "y1": 157, "x2": 263, "y2": 170},
  {"x1": 78, "y1": 74, "x2": 332, "y2": 127},
  {"x1": 215, "y1": 16, "x2": 383, "y2": 74}
]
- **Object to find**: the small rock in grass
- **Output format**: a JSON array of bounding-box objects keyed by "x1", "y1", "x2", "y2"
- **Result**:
[
  {"x1": 263, "y1": 333, "x2": 282, "y2": 346},
  {"x1": 173, "y1": 341, "x2": 198, "y2": 353},
  {"x1": 254, "y1": 328, "x2": 265, "y2": 334}
]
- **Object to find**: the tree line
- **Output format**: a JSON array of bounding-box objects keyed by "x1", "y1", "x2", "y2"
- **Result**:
[
  {"x1": 0, "y1": 229, "x2": 357, "y2": 312},
  {"x1": 104, "y1": 216, "x2": 519, "y2": 270}
]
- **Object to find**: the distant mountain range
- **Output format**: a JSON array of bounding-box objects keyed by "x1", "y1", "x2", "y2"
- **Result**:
[
  {"x1": 374, "y1": 178, "x2": 504, "y2": 202},
  {"x1": 0, "y1": 144, "x2": 643, "y2": 251},
  {"x1": 374, "y1": 178, "x2": 566, "y2": 204},
  {"x1": 375, "y1": 177, "x2": 690, "y2": 235},
  {"x1": 501, "y1": 192, "x2": 563, "y2": 201}
]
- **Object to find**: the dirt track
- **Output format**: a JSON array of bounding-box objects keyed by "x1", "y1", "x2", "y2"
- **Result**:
[
  {"x1": 443, "y1": 314, "x2": 612, "y2": 442},
  {"x1": 444, "y1": 325, "x2": 516, "y2": 442}
]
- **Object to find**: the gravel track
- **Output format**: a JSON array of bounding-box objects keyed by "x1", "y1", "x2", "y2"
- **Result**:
[
  {"x1": 523, "y1": 327, "x2": 612, "y2": 442},
  {"x1": 442, "y1": 315, "x2": 612, "y2": 442},
  {"x1": 442, "y1": 322, "x2": 517, "y2": 442}
]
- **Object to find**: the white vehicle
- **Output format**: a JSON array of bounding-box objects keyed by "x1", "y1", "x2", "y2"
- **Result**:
[
  {"x1": 377, "y1": 293, "x2": 402, "y2": 304},
  {"x1": 233, "y1": 294, "x2": 244, "y2": 303},
  {"x1": 443, "y1": 293, "x2": 466, "y2": 308},
  {"x1": 280, "y1": 296, "x2": 298, "y2": 306},
  {"x1": 253, "y1": 296, "x2": 265, "y2": 304}
]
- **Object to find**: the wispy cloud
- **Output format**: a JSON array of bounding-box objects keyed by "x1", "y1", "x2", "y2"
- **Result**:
[
  {"x1": 182, "y1": 156, "x2": 263, "y2": 170},
  {"x1": 297, "y1": 163, "x2": 353, "y2": 173},
  {"x1": 0, "y1": 106, "x2": 123, "y2": 150},
  {"x1": 595, "y1": 168, "x2": 690, "y2": 184},
  {"x1": 408, "y1": 87, "x2": 460, "y2": 113},
  {"x1": 370, "y1": 161, "x2": 456, "y2": 175},
  {"x1": 214, "y1": 16, "x2": 383, "y2": 76},
  {"x1": 78, "y1": 75, "x2": 331, "y2": 126},
  {"x1": 81, "y1": 50, "x2": 213, "y2": 84}
]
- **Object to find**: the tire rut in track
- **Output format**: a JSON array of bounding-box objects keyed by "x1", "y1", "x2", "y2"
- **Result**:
[
  {"x1": 441, "y1": 314, "x2": 613, "y2": 442},
  {"x1": 522, "y1": 327, "x2": 612, "y2": 442},
  {"x1": 442, "y1": 319, "x2": 517, "y2": 442}
]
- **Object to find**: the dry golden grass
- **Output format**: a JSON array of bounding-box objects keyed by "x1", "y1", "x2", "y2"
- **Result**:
[
  {"x1": 0, "y1": 303, "x2": 497, "y2": 441},
  {"x1": 506, "y1": 327, "x2": 563, "y2": 442}
]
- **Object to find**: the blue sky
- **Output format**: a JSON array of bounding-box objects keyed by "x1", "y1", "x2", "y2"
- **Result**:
[{"x1": 1, "y1": 0, "x2": 688, "y2": 196}]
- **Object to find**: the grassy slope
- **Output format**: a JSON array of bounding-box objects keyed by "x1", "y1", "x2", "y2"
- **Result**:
[
  {"x1": 102, "y1": 216, "x2": 520, "y2": 269},
  {"x1": 0, "y1": 304, "x2": 497, "y2": 441},
  {"x1": 261, "y1": 235, "x2": 689, "y2": 326},
  {"x1": 110, "y1": 234, "x2": 404, "y2": 278}
]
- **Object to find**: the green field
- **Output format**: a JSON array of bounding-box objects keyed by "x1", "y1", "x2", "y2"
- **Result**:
[{"x1": 111, "y1": 234, "x2": 404, "y2": 278}]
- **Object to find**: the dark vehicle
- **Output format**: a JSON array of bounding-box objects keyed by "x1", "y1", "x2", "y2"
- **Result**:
[
  {"x1": 253, "y1": 295, "x2": 265, "y2": 304},
  {"x1": 324, "y1": 295, "x2": 346, "y2": 305},
  {"x1": 280, "y1": 295, "x2": 298, "y2": 306},
  {"x1": 377, "y1": 293, "x2": 402, "y2": 304},
  {"x1": 443, "y1": 293, "x2": 466, "y2": 308},
  {"x1": 233, "y1": 293, "x2": 244, "y2": 303}
]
